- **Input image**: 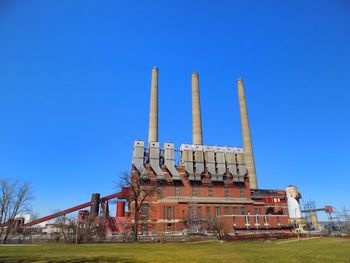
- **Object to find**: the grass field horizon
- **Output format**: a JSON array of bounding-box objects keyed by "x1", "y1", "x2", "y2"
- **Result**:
[{"x1": 0, "y1": 237, "x2": 349, "y2": 262}]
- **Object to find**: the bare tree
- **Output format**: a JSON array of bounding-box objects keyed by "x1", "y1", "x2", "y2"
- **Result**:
[
  {"x1": 342, "y1": 208, "x2": 350, "y2": 235},
  {"x1": 119, "y1": 170, "x2": 161, "y2": 242},
  {"x1": 204, "y1": 216, "x2": 227, "y2": 240},
  {"x1": 52, "y1": 214, "x2": 77, "y2": 243},
  {"x1": 0, "y1": 178, "x2": 32, "y2": 243},
  {"x1": 211, "y1": 217, "x2": 226, "y2": 240},
  {"x1": 50, "y1": 211, "x2": 107, "y2": 243}
]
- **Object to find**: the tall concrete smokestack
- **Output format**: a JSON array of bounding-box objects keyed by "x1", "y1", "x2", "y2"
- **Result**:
[
  {"x1": 192, "y1": 72, "x2": 203, "y2": 145},
  {"x1": 237, "y1": 78, "x2": 258, "y2": 189},
  {"x1": 148, "y1": 66, "x2": 158, "y2": 144}
]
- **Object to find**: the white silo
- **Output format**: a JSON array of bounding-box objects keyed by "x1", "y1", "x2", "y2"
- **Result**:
[{"x1": 286, "y1": 186, "x2": 302, "y2": 219}]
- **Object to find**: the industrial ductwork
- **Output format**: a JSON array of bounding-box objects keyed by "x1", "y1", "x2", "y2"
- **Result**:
[
  {"x1": 164, "y1": 142, "x2": 181, "y2": 180},
  {"x1": 132, "y1": 140, "x2": 147, "y2": 177},
  {"x1": 148, "y1": 141, "x2": 164, "y2": 179}
]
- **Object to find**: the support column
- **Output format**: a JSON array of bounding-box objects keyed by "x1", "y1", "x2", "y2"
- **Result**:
[
  {"x1": 89, "y1": 193, "x2": 100, "y2": 221},
  {"x1": 237, "y1": 78, "x2": 258, "y2": 189},
  {"x1": 192, "y1": 72, "x2": 203, "y2": 145},
  {"x1": 148, "y1": 66, "x2": 158, "y2": 144}
]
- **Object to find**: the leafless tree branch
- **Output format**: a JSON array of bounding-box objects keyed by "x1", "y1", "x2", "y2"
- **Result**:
[
  {"x1": 0, "y1": 178, "x2": 33, "y2": 243},
  {"x1": 118, "y1": 169, "x2": 161, "y2": 241}
]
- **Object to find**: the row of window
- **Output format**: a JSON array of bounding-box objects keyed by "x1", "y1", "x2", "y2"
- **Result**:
[
  {"x1": 238, "y1": 215, "x2": 277, "y2": 225},
  {"x1": 140, "y1": 215, "x2": 281, "y2": 234},
  {"x1": 140, "y1": 216, "x2": 282, "y2": 234},
  {"x1": 141, "y1": 204, "x2": 282, "y2": 222},
  {"x1": 174, "y1": 184, "x2": 246, "y2": 197},
  {"x1": 164, "y1": 206, "x2": 264, "y2": 220}
]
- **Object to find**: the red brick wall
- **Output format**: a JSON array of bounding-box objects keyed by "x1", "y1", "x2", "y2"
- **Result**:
[{"x1": 128, "y1": 165, "x2": 290, "y2": 233}]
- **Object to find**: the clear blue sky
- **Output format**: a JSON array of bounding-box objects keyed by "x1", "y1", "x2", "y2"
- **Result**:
[{"x1": 0, "y1": 1, "x2": 349, "y2": 217}]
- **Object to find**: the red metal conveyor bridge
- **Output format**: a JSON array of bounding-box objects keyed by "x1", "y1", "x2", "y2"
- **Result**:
[{"x1": 23, "y1": 187, "x2": 130, "y2": 227}]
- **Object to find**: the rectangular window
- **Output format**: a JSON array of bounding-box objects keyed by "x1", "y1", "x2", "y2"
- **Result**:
[
  {"x1": 192, "y1": 183, "x2": 197, "y2": 197},
  {"x1": 141, "y1": 223, "x2": 148, "y2": 233},
  {"x1": 224, "y1": 207, "x2": 229, "y2": 215},
  {"x1": 254, "y1": 208, "x2": 259, "y2": 215},
  {"x1": 245, "y1": 215, "x2": 250, "y2": 225},
  {"x1": 197, "y1": 207, "x2": 202, "y2": 220},
  {"x1": 240, "y1": 186, "x2": 245, "y2": 197},
  {"x1": 233, "y1": 207, "x2": 237, "y2": 215},
  {"x1": 166, "y1": 206, "x2": 174, "y2": 220},
  {"x1": 206, "y1": 207, "x2": 211, "y2": 220},
  {"x1": 224, "y1": 186, "x2": 229, "y2": 197},
  {"x1": 175, "y1": 184, "x2": 181, "y2": 196},
  {"x1": 215, "y1": 207, "x2": 220, "y2": 217},
  {"x1": 208, "y1": 183, "x2": 213, "y2": 197},
  {"x1": 158, "y1": 187, "x2": 163, "y2": 199},
  {"x1": 189, "y1": 207, "x2": 193, "y2": 219},
  {"x1": 141, "y1": 203, "x2": 148, "y2": 221},
  {"x1": 240, "y1": 207, "x2": 245, "y2": 215}
]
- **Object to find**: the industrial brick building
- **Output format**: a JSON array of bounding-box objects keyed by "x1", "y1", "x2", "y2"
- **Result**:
[
  {"x1": 129, "y1": 67, "x2": 291, "y2": 234},
  {"x1": 21, "y1": 67, "x2": 298, "y2": 237}
]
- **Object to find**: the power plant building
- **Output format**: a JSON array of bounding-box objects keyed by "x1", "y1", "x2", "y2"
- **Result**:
[
  {"x1": 130, "y1": 67, "x2": 292, "y2": 234},
  {"x1": 21, "y1": 67, "x2": 301, "y2": 236}
]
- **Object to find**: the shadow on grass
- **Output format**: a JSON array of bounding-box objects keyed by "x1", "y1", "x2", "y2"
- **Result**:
[{"x1": 0, "y1": 256, "x2": 141, "y2": 263}]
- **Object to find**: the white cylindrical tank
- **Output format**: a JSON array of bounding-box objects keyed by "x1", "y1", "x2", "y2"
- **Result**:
[{"x1": 286, "y1": 186, "x2": 301, "y2": 219}]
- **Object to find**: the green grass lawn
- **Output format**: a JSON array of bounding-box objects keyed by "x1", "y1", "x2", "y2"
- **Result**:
[{"x1": 0, "y1": 237, "x2": 349, "y2": 263}]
